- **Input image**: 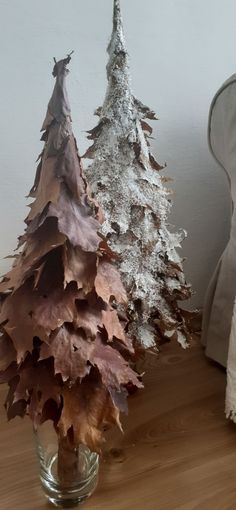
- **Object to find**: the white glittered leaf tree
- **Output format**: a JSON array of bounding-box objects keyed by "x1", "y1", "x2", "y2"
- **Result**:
[{"x1": 85, "y1": 0, "x2": 192, "y2": 350}]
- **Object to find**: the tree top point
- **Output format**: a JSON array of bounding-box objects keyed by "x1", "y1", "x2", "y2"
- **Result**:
[
  {"x1": 113, "y1": 0, "x2": 122, "y2": 30},
  {"x1": 52, "y1": 51, "x2": 74, "y2": 78}
]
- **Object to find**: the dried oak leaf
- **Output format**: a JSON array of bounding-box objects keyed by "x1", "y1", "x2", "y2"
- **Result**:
[
  {"x1": 0, "y1": 333, "x2": 16, "y2": 371},
  {"x1": 0, "y1": 362, "x2": 18, "y2": 384},
  {"x1": 4, "y1": 374, "x2": 27, "y2": 420},
  {"x1": 83, "y1": 143, "x2": 96, "y2": 160},
  {"x1": 3, "y1": 357, "x2": 61, "y2": 425},
  {"x1": 40, "y1": 326, "x2": 92, "y2": 382},
  {"x1": 102, "y1": 309, "x2": 126, "y2": 343},
  {"x1": 0, "y1": 218, "x2": 65, "y2": 293},
  {"x1": 74, "y1": 299, "x2": 103, "y2": 338},
  {"x1": 97, "y1": 237, "x2": 119, "y2": 260},
  {"x1": 7, "y1": 400, "x2": 27, "y2": 421},
  {"x1": 26, "y1": 157, "x2": 61, "y2": 222},
  {"x1": 179, "y1": 308, "x2": 202, "y2": 333},
  {"x1": 134, "y1": 97, "x2": 158, "y2": 121},
  {"x1": 0, "y1": 280, "x2": 79, "y2": 361},
  {"x1": 0, "y1": 283, "x2": 48, "y2": 362},
  {"x1": 47, "y1": 185, "x2": 101, "y2": 252},
  {"x1": 41, "y1": 57, "x2": 71, "y2": 132},
  {"x1": 59, "y1": 377, "x2": 122, "y2": 452},
  {"x1": 43, "y1": 119, "x2": 70, "y2": 156},
  {"x1": 95, "y1": 257, "x2": 127, "y2": 304},
  {"x1": 39, "y1": 325, "x2": 139, "y2": 394},
  {"x1": 140, "y1": 120, "x2": 153, "y2": 135},
  {"x1": 63, "y1": 243, "x2": 97, "y2": 293},
  {"x1": 29, "y1": 158, "x2": 43, "y2": 198},
  {"x1": 89, "y1": 335, "x2": 142, "y2": 392},
  {"x1": 149, "y1": 154, "x2": 165, "y2": 171},
  {"x1": 33, "y1": 261, "x2": 46, "y2": 289},
  {"x1": 86, "y1": 119, "x2": 109, "y2": 142},
  {"x1": 57, "y1": 136, "x2": 88, "y2": 200},
  {"x1": 32, "y1": 282, "x2": 79, "y2": 333}
]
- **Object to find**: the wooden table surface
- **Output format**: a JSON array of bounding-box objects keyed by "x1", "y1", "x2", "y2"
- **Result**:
[{"x1": 1, "y1": 337, "x2": 236, "y2": 510}]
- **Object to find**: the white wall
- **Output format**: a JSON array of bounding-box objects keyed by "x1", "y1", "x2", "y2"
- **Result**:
[{"x1": 0, "y1": 0, "x2": 233, "y2": 308}]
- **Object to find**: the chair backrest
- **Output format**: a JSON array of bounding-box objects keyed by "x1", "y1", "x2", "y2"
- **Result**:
[{"x1": 209, "y1": 74, "x2": 236, "y2": 197}]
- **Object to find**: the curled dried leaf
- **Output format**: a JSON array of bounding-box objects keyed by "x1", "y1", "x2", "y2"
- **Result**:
[
  {"x1": 0, "y1": 218, "x2": 65, "y2": 293},
  {"x1": 59, "y1": 377, "x2": 122, "y2": 452},
  {"x1": 26, "y1": 157, "x2": 61, "y2": 222}
]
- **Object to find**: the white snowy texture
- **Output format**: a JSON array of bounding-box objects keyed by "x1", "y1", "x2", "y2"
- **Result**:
[{"x1": 85, "y1": 0, "x2": 191, "y2": 348}]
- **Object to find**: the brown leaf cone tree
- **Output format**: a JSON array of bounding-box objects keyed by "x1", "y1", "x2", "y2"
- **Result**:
[
  {"x1": 85, "y1": 0, "x2": 193, "y2": 350},
  {"x1": 0, "y1": 54, "x2": 142, "y2": 485}
]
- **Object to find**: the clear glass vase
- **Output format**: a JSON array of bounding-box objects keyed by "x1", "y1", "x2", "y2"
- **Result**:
[{"x1": 34, "y1": 423, "x2": 99, "y2": 508}]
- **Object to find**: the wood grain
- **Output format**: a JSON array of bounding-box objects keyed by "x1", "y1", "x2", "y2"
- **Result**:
[{"x1": 1, "y1": 337, "x2": 236, "y2": 510}]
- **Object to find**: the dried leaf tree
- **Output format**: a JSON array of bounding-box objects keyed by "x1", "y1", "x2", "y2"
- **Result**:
[
  {"x1": 0, "y1": 54, "x2": 142, "y2": 485},
  {"x1": 85, "y1": 0, "x2": 192, "y2": 349}
]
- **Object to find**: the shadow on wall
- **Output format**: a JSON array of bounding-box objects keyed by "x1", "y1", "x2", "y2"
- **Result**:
[{"x1": 152, "y1": 127, "x2": 231, "y2": 309}]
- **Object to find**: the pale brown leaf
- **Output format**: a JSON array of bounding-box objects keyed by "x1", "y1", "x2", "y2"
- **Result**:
[
  {"x1": 102, "y1": 309, "x2": 126, "y2": 342},
  {"x1": 63, "y1": 244, "x2": 97, "y2": 293},
  {"x1": 59, "y1": 377, "x2": 122, "y2": 452},
  {"x1": 95, "y1": 258, "x2": 127, "y2": 305}
]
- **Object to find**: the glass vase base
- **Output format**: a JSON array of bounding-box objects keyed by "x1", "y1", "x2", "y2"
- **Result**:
[
  {"x1": 48, "y1": 497, "x2": 89, "y2": 509},
  {"x1": 40, "y1": 448, "x2": 99, "y2": 508},
  {"x1": 42, "y1": 476, "x2": 98, "y2": 508}
]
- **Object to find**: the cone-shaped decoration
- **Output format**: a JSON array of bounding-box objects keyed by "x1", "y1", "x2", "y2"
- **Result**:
[
  {"x1": 0, "y1": 55, "x2": 142, "y2": 453},
  {"x1": 107, "y1": 0, "x2": 126, "y2": 56},
  {"x1": 113, "y1": 0, "x2": 122, "y2": 30},
  {"x1": 85, "y1": 2, "x2": 192, "y2": 349}
]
